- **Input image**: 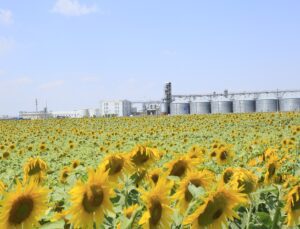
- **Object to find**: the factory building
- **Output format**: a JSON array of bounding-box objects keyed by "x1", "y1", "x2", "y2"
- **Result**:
[
  {"x1": 51, "y1": 109, "x2": 90, "y2": 118},
  {"x1": 99, "y1": 100, "x2": 131, "y2": 117},
  {"x1": 131, "y1": 101, "x2": 162, "y2": 115}
]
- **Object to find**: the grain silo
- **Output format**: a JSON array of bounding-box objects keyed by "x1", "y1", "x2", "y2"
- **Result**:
[
  {"x1": 255, "y1": 99, "x2": 278, "y2": 112},
  {"x1": 190, "y1": 100, "x2": 211, "y2": 114},
  {"x1": 279, "y1": 98, "x2": 300, "y2": 112},
  {"x1": 233, "y1": 100, "x2": 256, "y2": 113},
  {"x1": 170, "y1": 102, "x2": 190, "y2": 115},
  {"x1": 211, "y1": 100, "x2": 233, "y2": 114}
]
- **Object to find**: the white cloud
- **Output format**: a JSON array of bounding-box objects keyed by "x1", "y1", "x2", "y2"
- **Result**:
[
  {"x1": 0, "y1": 9, "x2": 13, "y2": 25},
  {"x1": 52, "y1": 0, "x2": 97, "y2": 16},
  {"x1": 39, "y1": 80, "x2": 64, "y2": 90},
  {"x1": 0, "y1": 37, "x2": 14, "y2": 55}
]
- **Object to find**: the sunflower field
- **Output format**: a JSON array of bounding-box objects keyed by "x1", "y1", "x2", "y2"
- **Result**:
[{"x1": 0, "y1": 112, "x2": 300, "y2": 229}]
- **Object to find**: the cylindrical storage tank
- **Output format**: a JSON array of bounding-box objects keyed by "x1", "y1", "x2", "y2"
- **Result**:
[
  {"x1": 256, "y1": 99, "x2": 278, "y2": 112},
  {"x1": 233, "y1": 100, "x2": 256, "y2": 113},
  {"x1": 211, "y1": 101, "x2": 233, "y2": 114},
  {"x1": 170, "y1": 102, "x2": 190, "y2": 115},
  {"x1": 190, "y1": 101, "x2": 211, "y2": 114},
  {"x1": 279, "y1": 98, "x2": 300, "y2": 112},
  {"x1": 160, "y1": 102, "x2": 168, "y2": 114}
]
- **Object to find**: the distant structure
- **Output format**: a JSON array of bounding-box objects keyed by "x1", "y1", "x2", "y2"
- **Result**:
[
  {"x1": 170, "y1": 89, "x2": 300, "y2": 115},
  {"x1": 17, "y1": 83, "x2": 300, "y2": 120},
  {"x1": 99, "y1": 100, "x2": 131, "y2": 117}
]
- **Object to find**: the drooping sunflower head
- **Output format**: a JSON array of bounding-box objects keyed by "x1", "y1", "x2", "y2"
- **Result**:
[
  {"x1": 68, "y1": 169, "x2": 114, "y2": 228},
  {"x1": 60, "y1": 167, "x2": 71, "y2": 184},
  {"x1": 130, "y1": 145, "x2": 159, "y2": 169},
  {"x1": 188, "y1": 145, "x2": 206, "y2": 160},
  {"x1": 173, "y1": 170, "x2": 215, "y2": 213},
  {"x1": 23, "y1": 157, "x2": 48, "y2": 183},
  {"x1": 99, "y1": 153, "x2": 133, "y2": 183},
  {"x1": 166, "y1": 155, "x2": 199, "y2": 178},
  {"x1": 184, "y1": 186, "x2": 248, "y2": 228},
  {"x1": 0, "y1": 180, "x2": 48, "y2": 229},
  {"x1": 285, "y1": 185, "x2": 300, "y2": 226},
  {"x1": 230, "y1": 169, "x2": 257, "y2": 194},
  {"x1": 139, "y1": 178, "x2": 173, "y2": 228},
  {"x1": 264, "y1": 155, "x2": 281, "y2": 184}
]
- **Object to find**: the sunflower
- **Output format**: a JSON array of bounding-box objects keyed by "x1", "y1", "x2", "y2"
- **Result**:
[
  {"x1": 184, "y1": 186, "x2": 248, "y2": 228},
  {"x1": 221, "y1": 167, "x2": 237, "y2": 185},
  {"x1": 71, "y1": 160, "x2": 80, "y2": 169},
  {"x1": 166, "y1": 155, "x2": 199, "y2": 178},
  {"x1": 147, "y1": 168, "x2": 164, "y2": 186},
  {"x1": 173, "y1": 170, "x2": 215, "y2": 213},
  {"x1": 285, "y1": 185, "x2": 300, "y2": 226},
  {"x1": 23, "y1": 157, "x2": 48, "y2": 183},
  {"x1": 99, "y1": 153, "x2": 133, "y2": 183},
  {"x1": 60, "y1": 167, "x2": 71, "y2": 184},
  {"x1": 68, "y1": 169, "x2": 114, "y2": 228},
  {"x1": 264, "y1": 155, "x2": 281, "y2": 184},
  {"x1": 230, "y1": 169, "x2": 257, "y2": 194},
  {"x1": 216, "y1": 146, "x2": 234, "y2": 165},
  {"x1": 130, "y1": 145, "x2": 159, "y2": 170},
  {"x1": 139, "y1": 179, "x2": 173, "y2": 228},
  {"x1": 0, "y1": 180, "x2": 48, "y2": 229}
]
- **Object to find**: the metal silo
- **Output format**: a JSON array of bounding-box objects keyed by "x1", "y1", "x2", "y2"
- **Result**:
[
  {"x1": 160, "y1": 102, "x2": 168, "y2": 114},
  {"x1": 211, "y1": 101, "x2": 233, "y2": 114},
  {"x1": 255, "y1": 99, "x2": 278, "y2": 112},
  {"x1": 170, "y1": 102, "x2": 190, "y2": 115},
  {"x1": 279, "y1": 98, "x2": 300, "y2": 112},
  {"x1": 233, "y1": 100, "x2": 256, "y2": 113},
  {"x1": 190, "y1": 101, "x2": 211, "y2": 114}
]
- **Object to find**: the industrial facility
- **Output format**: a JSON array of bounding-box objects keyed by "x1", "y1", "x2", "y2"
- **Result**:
[{"x1": 18, "y1": 83, "x2": 300, "y2": 120}]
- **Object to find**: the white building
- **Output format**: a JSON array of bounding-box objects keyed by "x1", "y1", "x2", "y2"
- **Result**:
[
  {"x1": 19, "y1": 111, "x2": 52, "y2": 120},
  {"x1": 51, "y1": 109, "x2": 89, "y2": 118},
  {"x1": 99, "y1": 100, "x2": 131, "y2": 117}
]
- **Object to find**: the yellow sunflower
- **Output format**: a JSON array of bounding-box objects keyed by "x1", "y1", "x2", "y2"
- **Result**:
[
  {"x1": 71, "y1": 160, "x2": 80, "y2": 169},
  {"x1": 68, "y1": 169, "x2": 114, "y2": 228},
  {"x1": 285, "y1": 185, "x2": 300, "y2": 226},
  {"x1": 23, "y1": 157, "x2": 48, "y2": 183},
  {"x1": 221, "y1": 167, "x2": 237, "y2": 185},
  {"x1": 60, "y1": 167, "x2": 71, "y2": 184},
  {"x1": 173, "y1": 170, "x2": 215, "y2": 213},
  {"x1": 264, "y1": 155, "x2": 281, "y2": 184},
  {"x1": 0, "y1": 180, "x2": 48, "y2": 229},
  {"x1": 166, "y1": 155, "x2": 199, "y2": 178},
  {"x1": 124, "y1": 204, "x2": 139, "y2": 219},
  {"x1": 139, "y1": 179, "x2": 173, "y2": 228},
  {"x1": 184, "y1": 186, "x2": 248, "y2": 228},
  {"x1": 230, "y1": 169, "x2": 257, "y2": 194},
  {"x1": 216, "y1": 146, "x2": 234, "y2": 165},
  {"x1": 99, "y1": 153, "x2": 133, "y2": 183},
  {"x1": 130, "y1": 145, "x2": 159, "y2": 170},
  {"x1": 147, "y1": 168, "x2": 164, "y2": 186}
]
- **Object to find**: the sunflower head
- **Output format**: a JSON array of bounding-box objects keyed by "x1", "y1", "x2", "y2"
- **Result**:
[
  {"x1": 68, "y1": 169, "x2": 114, "y2": 228},
  {"x1": 99, "y1": 153, "x2": 133, "y2": 183},
  {"x1": 264, "y1": 155, "x2": 281, "y2": 184},
  {"x1": 130, "y1": 145, "x2": 159, "y2": 169},
  {"x1": 184, "y1": 186, "x2": 248, "y2": 228},
  {"x1": 285, "y1": 185, "x2": 300, "y2": 226},
  {"x1": 24, "y1": 157, "x2": 48, "y2": 183},
  {"x1": 139, "y1": 178, "x2": 173, "y2": 228},
  {"x1": 71, "y1": 160, "x2": 80, "y2": 169},
  {"x1": 173, "y1": 170, "x2": 215, "y2": 213},
  {"x1": 230, "y1": 169, "x2": 257, "y2": 194},
  {"x1": 216, "y1": 146, "x2": 234, "y2": 165},
  {"x1": 60, "y1": 167, "x2": 71, "y2": 184},
  {"x1": 166, "y1": 156, "x2": 199, "y2": 178},
  {"x1": 0, "y1": 180, "x2": 48, "y2": 229}
]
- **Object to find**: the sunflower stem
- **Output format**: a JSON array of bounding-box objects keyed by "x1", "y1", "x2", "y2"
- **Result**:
[
  {"x1": 271, "y1": 206, "x2": 281, "y2": 229},
  {"x1": 246, "y1": 197, "x2": 253, "y2": 229}
]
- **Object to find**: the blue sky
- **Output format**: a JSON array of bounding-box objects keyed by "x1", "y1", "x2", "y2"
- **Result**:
[{"x1": 0, "y1": 0, "x2": 300, "y2": 115}]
